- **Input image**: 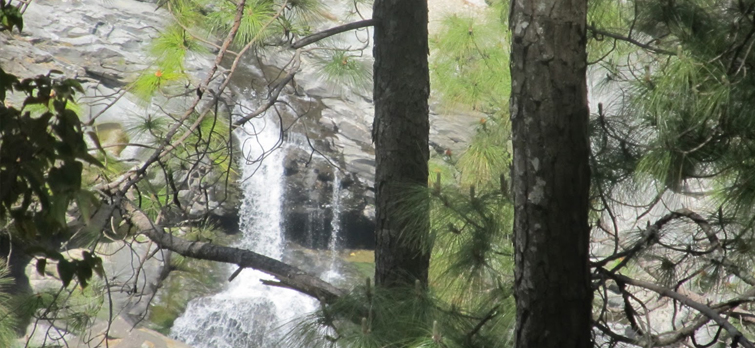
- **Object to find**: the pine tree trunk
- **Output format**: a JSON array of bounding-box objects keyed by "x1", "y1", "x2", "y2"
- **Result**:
[
  {"x1": 508, "y1": 0, "x2": 593, "y2": 345},
  {"x1": 372, "y1": 0, "x2": 431, "y2": 288}
]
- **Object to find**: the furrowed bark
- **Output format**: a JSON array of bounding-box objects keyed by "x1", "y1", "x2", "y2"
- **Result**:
[
  {"x1": 508, "y1": 0, "x2": 593, "y2": 345},
  {"x1": 372, "y1": 0, "x2": 431, "y2": 288}
]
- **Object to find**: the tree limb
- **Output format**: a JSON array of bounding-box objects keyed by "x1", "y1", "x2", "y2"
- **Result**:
[
  {"x1": 608, "y1": 272, "x2": 755, "y2": 348},
  {"x1": 123, "y1": 199, "x2": 345, "y2": 303},
  {"x1": 291, "y1": 19, "x2": 375, "y2": 49}
]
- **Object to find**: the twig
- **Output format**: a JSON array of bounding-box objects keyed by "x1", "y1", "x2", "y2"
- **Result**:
[
  {"x1": 587, "y1": 24, "x2": 675, "y2": 56},
  {"x1": 233, "y1": 49, "x2": 301, "y2": 126}
]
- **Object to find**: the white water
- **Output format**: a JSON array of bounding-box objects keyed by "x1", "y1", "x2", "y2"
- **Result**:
[
  {"x1": 170, "y1": 104, "x2": 317, "y2": 348},
  {"x1": 323, "y1": 172, "x2": 343, "y2": 282}
]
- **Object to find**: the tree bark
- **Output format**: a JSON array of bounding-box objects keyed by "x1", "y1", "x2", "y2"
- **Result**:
[
  {"x1": 372, "y1": 0, "x2": 431, "y2": 288},
  {"x1": 508, "y1": 0, "x2": 592, "y2": 345}
]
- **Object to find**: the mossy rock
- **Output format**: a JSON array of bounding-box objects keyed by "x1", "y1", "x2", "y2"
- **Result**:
[
  {"x1": 340, "y1": 249, "x2": 375, "y2": 280},
  {"x1": 342, "y1": 249, "x2": 374, "y2": 263}
]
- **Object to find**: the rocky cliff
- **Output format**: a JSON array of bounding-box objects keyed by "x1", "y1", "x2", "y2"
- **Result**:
[{"x1": 1, "y1": 0, "x2": 484, "y2": 251}]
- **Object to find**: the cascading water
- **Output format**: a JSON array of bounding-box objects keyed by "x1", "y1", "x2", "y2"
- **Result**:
[
  {"x1": 323, "y1": 172, "x2": 343, "y2": 282},
  {"x1": 170, "y1": 101, "x2": 318, "y2": 348}
]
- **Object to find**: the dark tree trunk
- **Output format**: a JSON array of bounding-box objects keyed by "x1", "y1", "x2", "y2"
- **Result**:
[
  {"x1": 508, "y1": 0, "x2": 593, "y2": 345},
  {"x1": 372, "y1": 0, "x2": 431, "y2": 288}
]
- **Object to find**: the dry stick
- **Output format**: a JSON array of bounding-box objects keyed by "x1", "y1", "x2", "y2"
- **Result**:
[
  {"x1": 592, "y1": 208, "x2": 718, "y2": 270},
  {"x1": 611, "y1": 273, "x2": 755, "y2": 348},
  {"x1": 596, "y1": 288, "x2": 753, "y2": 348},
  {"x1": 82, "y1": 86, "x2": 131, "y2": 127},
  {"x1": 233, "y1": 49, "x2": 301, "y2": 126},
  {"x1": 659, "y1": 209, "x2": 755, "y2": 286}
]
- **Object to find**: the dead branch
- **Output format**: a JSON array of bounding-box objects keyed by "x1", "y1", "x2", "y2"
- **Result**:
[
  {"x1": 608, "y1": 272, "x2": 755, "y2": 348},
  {"x1": 123, "y1": 199, "x2": 345, "y2": 303}
]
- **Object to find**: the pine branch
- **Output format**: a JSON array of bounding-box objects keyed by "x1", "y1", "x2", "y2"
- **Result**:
[
  {"x1": 587, "y1": 24, "x2": 675, "y2": 56},
  {"x1": 162, "y1": 1, "x2": 288, "y2": 156},
  {"x1": 465, "y1": 305, "x2": 499, "y2": 344},
  {"x1": 291, "y1": 19, "x2": 375, "y2": 49},
  {"x1": 111, "y1": 0, "x2": 249, "y2": 197}
]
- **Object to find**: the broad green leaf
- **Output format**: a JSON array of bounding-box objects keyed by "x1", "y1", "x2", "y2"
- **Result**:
[
  {"x1": 36, "y1": 258, "x2": 47, "y2": 276},
  {"x1": 57, "y1": 259, "x2": 74, "y2": 288}
]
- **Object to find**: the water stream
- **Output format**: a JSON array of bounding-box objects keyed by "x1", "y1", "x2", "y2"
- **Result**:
[
  {"x1": 323, "y1": 172, "x2": 343, "y2": 282},
  {"x1": 170, "y1": 101, "x2": 321, "y2": 348}
]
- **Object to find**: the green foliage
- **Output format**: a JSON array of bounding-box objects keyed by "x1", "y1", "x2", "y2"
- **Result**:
[
  {"x1": 456, "y1": 115, "x2": 510, "y2": 188},
  {"x1": 0, "y1": 261, "x2": 17, "y2": 347},
  {"x1": 0, "y1": 67, "x2": 106, "y2": 291},
  {"x1": 24, "y1": 278, "x2": 105, "y2": 335},
  {"x1": 282, "y1": 0, "x2": 330, "y2": 27},
  {"x1": 430, "y1": 8, "x2": 510, "y2": 112},
  {"x1": 592, "y1": 0, "x2": 755, "y2": 217},
  {"x1": 126, "y1": 113, "x2": 171, "y2": 142},
  {"x1": 586, "y1": 0, "x2": 635, "y2": 62},
  {"x1": 130, "y1": 68, "x2": 184, "y2": 104},
  {"x1": 317, "y1": 50, "x2": 372, "y2": 95},
  {"x1": 208, "y1": 0, "x2": 276, "y2": 47},
  {"x1": 286, "y1": 281, "x2": 512, "y2": 348},
  {"x1": 150, "y1": 25, "x2": 208, "y2": 68},
  {"x1": 0, "y1": 2, "x2": 22, "y2": 32},
  {"x1": 428, "y1": 186, "x2": 513, "y2": 303},
  {"x1": 429, "y1": 160, "x2": 457, "y2": 188}
]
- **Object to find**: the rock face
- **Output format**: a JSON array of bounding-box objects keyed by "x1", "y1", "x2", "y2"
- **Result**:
[
  {"x1": 0, "y1": 0, "x2": 482, "y2": 251},
  {"x1": 282, "y1": 148, "x2": 375, "y2": 249},
  {"x1": 1, "y1": 0, "x2": 161, "y2": 82}
]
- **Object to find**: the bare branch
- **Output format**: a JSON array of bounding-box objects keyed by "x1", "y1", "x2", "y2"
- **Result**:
[
  {"x1": 291, "y1": 19, "x2": 375, "y2": 49},
  {"x1": 608, "y1": 272, "x2": 755, "y2": 348},
  {"x1": 587, "y1": 24, "x2": 675, "y2": 56},
  {"x1": 233, "y1": 49, "x2": 301, "y2": 126},
  {"x1": 122, "y1": 199, "x2": 345, "y2": 303}
]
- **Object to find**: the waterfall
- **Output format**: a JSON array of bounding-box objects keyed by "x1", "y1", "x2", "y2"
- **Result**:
[
  {"x1": 323, "y1": 172, "x2": 342, "y2": 282},
  {"x1": 170, "y1": 102, "x2": 317, "y2": 348}
]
